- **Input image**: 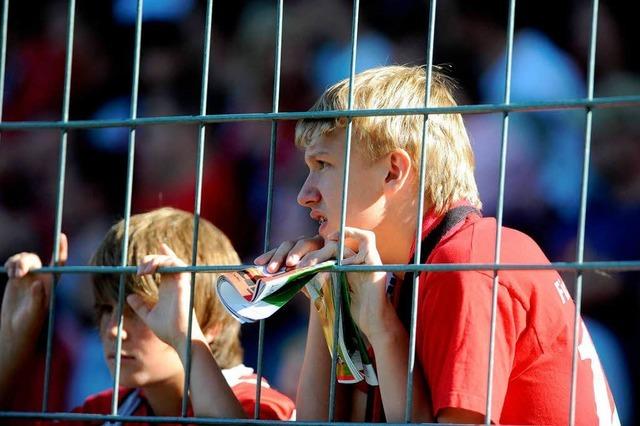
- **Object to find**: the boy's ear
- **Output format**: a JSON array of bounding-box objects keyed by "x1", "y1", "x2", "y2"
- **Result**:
[{"x1": 384, "y1": 149, "x2": 413, "y2": 193}]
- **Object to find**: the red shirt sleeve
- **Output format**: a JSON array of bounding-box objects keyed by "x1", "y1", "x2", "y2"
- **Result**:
[
  {"x1": 231, "y1": 382, "x2": 295, "y2": 420},
  {"x1": 417, "y1": 270, "x2": 526, "y2": 421}
]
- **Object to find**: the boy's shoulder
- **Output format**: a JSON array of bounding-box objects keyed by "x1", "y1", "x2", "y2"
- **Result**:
[
  {"x1": 73, "y1": 387, "x2": 143, "y2": 415},
  {"x1": 433, "y1": 215, "x2": 547, "y2": 266},
  {"x1": 223, "y1": 364, "x2": 296, "y2": 421}
]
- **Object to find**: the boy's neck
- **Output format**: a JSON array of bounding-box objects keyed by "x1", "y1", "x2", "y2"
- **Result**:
[
  {"x1": 141, "y1": 375, "x2": 185, "y2": 417},
  {"x1": 376, "y1": 197, "x2": 419, "y2": 265}
]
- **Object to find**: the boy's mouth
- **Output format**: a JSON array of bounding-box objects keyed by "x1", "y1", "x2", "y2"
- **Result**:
[
  {"x1": 107, "y1": 353, "x2": 135, "y2": 361},
  {"x1": 317, "y1": 216, "x2": 329, "y2": 235},
  {"x1": 310, "y1": 210, "x2": 327, "y2": 225}
]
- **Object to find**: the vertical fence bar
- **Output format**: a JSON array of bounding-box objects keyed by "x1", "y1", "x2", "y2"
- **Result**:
[
  {"x1": 255, "y1": 0, "x2": 284, "y2": 419},
  {"x1": 404, "y1": 0, "x2": 437, "y2": 421},
  {"x1": 111, "y1": 0, "x2": 143, "y2": 415},
  {"x1": 484, "y1": 0, "x2": 516, "y2": 423},
  {"x1": 329, "y1": 0, "x2": 359, "y2": 420},
  {"x1": 569, "y1": 0, "x2": 599, "y2": 424},
  {"x1": 181, "y1": 0, "x2": 214, "y2": 417},
  {"x1": 0, "y1": 0, "x2": 8, "y2": 132},
  {"x1": 42, "y1": 0, "x2": 76, "y2": 412}
]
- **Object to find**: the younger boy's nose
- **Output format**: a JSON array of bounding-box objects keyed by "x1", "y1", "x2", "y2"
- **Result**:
[{"x1": 105, "y1": 314, "x2": 128, "y2": 340}]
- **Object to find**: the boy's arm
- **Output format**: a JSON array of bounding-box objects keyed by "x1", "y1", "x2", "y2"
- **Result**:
[
  {"x1": 0, "y1": 235, "x2": 67, "y2": 408},
  {"x1": 323, "y1": 227, "x2": 434, "y2": 422},
  {"x1": 131, "y1": 244, "x2": 246, "y2": 419},
  {"x1": 257, "y1": 235, "x2": 356, "y2": 420},
  {"x1": 173, "y1": 332, "x2": 247, "y2": 419},
  {"x1": 296, "y1": 303, "x2": 353, "y2": 421},
  {"x1": 367, "y1": 310, "x2": 435, "y2": 422}
]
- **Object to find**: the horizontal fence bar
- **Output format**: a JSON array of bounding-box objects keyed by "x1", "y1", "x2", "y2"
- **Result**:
[
  {"x1": 0, "y1": 411, "x2": 437, "y2": 426},
  {"x1": 0, "y1": 95, "x2": 639, "y2": 130},
  {"x1": 2, "y1": 261, "x2": 640, "y2": 275}
]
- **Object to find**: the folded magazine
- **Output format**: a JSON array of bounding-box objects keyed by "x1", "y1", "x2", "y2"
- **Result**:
[{"x1": 217, "y1": 261, "x2": 378, "y2": 386}]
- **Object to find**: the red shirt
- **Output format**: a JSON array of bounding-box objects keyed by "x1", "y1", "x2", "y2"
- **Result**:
[
  {"x1": 15, "y1": 364, "x2": 295, "y2": 425},
  {"x1": 406, "y1": 207, "x2": 619, "y2": 424}
]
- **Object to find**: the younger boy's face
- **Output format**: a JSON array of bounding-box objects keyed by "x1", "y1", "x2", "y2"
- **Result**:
[
  {"x1": 97, "y1": 300, "x2": 184, "y2": 389},
  {"x1": 298, "y1": 129, "x2": 389, "y2": 239}
]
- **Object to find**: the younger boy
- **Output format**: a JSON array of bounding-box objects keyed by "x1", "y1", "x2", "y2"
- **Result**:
[
  {"x1": 1, "y1": 207, "x2": 295, "y2": 424},
  {"x1": 256, "y1": 65, "x2": 619, "y2": 424}
]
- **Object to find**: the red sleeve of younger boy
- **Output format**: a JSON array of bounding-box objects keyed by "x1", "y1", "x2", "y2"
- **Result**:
[
  {"x1": 232, "y1": 382, "x2": 296, "y2": 420},
  {"x1": 417, "y1": 270, "x2": 525, "y2": 422}
]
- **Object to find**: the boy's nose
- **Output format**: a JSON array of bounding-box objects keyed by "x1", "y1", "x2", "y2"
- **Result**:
[
  {"x1": 297, "y1": 177, "x2": 320, "y2": 207},
  {"x1": 106, "y1": 314, "x2": 128, "y2": 340}
]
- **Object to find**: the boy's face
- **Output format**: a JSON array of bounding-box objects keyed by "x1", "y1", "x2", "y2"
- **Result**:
[
  {"x1": 98, "y1": 300, "x2": 184, "y2": 389},
  {"x1": 298, "y1": 129, "x2": 389, "y2": 239}
]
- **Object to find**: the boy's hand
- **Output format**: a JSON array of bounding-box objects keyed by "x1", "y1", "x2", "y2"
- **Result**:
[
  {"x1": 129, "y1": 244, "x2": 205, "y2": 352},
  {"x1": 256, "y1": 230, "x2": 397, "y2": 341},
  {"x1": 255, "y1": 235, "x2": 359, "y2": 272},
  {"x1": 254, "y1": 235, "x2": 325, "y2": 273},
  {"x1": 325, "y1": 227, "x2": 399, "y2": 343},
  {"x1": 1, "y1": 234, "x2": 68, "y2": 356}
]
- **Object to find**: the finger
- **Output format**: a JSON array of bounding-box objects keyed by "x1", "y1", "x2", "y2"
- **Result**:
[
  {"x1": 46, "y1": 233, "x2": 68, "y2": 266},
  {"x1": 328, "y1": 227, "x2": 376, "y2": 245},
  {"x1": 298, "y1": 241, "x2": 338, "y2": 268},
  {"x1": 286, "y1": 236, "x2": 324, "y2": 267},
  {"x1": 341, "y1": 227, "x2": 382, "y2": 264},
  {"x1": 9, "y1": 253, "x2": 43, "y2": 278},
  {"x1": 254, "y1": 248, "x2": 277, "y2": 265},
  {"x1": 58, "y1": 233, "x2": 68, "y2": 265},
  {"x1": 138, "y1": 254, "x2": 162, "y2": 274},
  {"x1": 5, "y1": 254, "x2": 22, "y2": 278},
  {"x1": 341, "y1": 250, "x2": 367, "y2": 265},
  {"x1": 140, "y1": 255, "x2": 169, "y2": 275},
  {"x1": 160, "y1": 243, "x2": 178, "y2": 258},
  {"x1": 139, "y1": 254, "x2": 185, "y2": 275},
  {"x1": 141, "y1": 254, "x2": 158, "y2": 264},
  {"x1": 342, "y1": 247, "x2": 356, "y2": 259},
  {"x1": 266, "y1": 241, "x2": 296, "y2": 273},
  {"x1": 127, "y1": 294, "x2": 151, "y2": 321},
  {"x1": 328, "y1": 228, "x2": 382, "y2": 266},
  {"x1": 5, "y1": 257, "x2": 17, "y2": 278},
  {"x1": 3, "y1": 256, "x2": 13, "y2": 275},
  {"x1": 137, "y1": 255, "x2": 162, "y2": 275}
]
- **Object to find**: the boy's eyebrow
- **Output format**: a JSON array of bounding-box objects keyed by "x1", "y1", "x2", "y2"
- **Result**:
[{"x1": 305, "y1": 148, "x2": 332, "y2": 159}]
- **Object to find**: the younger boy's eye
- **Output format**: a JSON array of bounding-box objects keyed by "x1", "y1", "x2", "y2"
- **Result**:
[
  {"x1": 317, "y1": 160, "x2": 328, "y2": 170},
  {"x1": 95, "y1": 303, "x2": 114, "y2": 316}
]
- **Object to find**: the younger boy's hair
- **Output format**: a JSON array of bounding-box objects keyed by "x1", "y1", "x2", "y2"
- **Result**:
[
  {"x1": 295, "y1": 65, "x2": 481, "y2": 214},
  {"x1": 91, "y1": 207, "x2": 242, "y2": 369}
]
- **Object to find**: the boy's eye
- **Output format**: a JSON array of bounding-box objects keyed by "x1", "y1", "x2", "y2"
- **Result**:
[
  {"x1": 317, "y1": 160, "x2": 328, "y2": 170},
  {"x1": 95, "y1": 303, "x2": 114, "y2": 316}
]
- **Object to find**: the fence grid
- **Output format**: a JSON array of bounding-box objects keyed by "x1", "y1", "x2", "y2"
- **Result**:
[{"x1": 0, "y1": 0, "x2": 634, "y2": 425}]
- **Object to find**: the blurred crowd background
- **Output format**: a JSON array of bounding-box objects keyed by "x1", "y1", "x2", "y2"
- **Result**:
[{"x1": 0, "y1": 0, "x2": 638, "y2": 422}]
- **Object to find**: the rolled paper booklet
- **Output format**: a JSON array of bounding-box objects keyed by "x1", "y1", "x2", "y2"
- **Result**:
[
  {"x1": 217, "y1": 262, "x2": 378, "y2": 385},
  {"x1": 216, "y1": 260, "x2": 336, "y2": 323}
]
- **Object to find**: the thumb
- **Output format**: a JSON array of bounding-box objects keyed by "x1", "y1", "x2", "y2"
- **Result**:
[
  {"x1": 160, "y1": 243, "x2": 178, "y2": 258},
  {"x1": 326, "y1": 231, "x2": 340, "y2": 242},
  {"x1": 127, "y1": 294, "x2": 151, "y2": 321},
  {"x1": 58, "y1": 233, "x2": 68, "y2": 266},
  {"x1": 49, "y1": 233, "x2": 68, "y2": 266}
]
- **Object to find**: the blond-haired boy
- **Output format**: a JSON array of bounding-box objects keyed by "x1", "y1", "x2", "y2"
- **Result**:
[
  {"x1": 1, "y1": 207, "x2": 294, "y2": 424},
  {"x1": 256, "y1": 65, "x2": 619, "y2": 424}
]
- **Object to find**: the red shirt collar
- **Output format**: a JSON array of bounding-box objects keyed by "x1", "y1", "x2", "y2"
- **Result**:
[{"x1": 407, "y1": 199, "x2": 474, "y2": 262}]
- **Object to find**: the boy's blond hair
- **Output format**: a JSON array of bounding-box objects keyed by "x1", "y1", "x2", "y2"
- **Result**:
[
  {"x1": 296, "y1": 65, "x2": 481, "y2": 214},
  {"x1": 91, "y1": 207, "x2": 242, "y2": 369}
]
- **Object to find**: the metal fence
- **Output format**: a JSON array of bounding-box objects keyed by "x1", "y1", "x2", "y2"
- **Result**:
[{"x1": 1, "y1": 0, "x2": 640, "y2": 425}]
